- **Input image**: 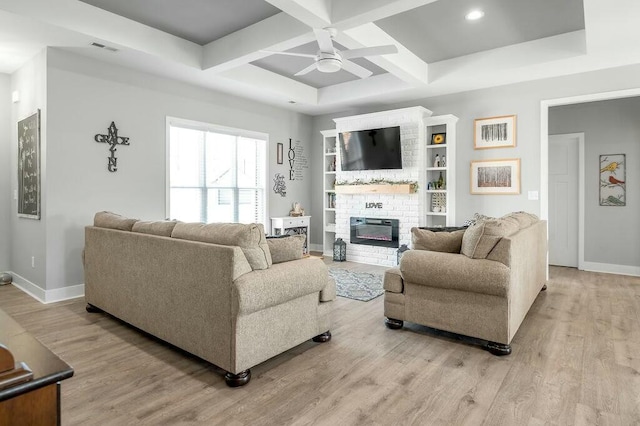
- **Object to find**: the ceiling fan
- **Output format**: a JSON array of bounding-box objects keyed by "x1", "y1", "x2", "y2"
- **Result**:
[{"x1": 263, "y1": 28, "x2": 398, "y2": 79}]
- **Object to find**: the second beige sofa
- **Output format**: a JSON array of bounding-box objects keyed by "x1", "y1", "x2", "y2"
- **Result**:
[{"x1": 384, "y1": 213, "x2": 548, "y2": 355}]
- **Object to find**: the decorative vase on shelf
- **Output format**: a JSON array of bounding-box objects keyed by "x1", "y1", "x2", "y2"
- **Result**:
[
  {"x1": 437, "y1": 172, "x2": 444, "y2": 189},
  {"x1": 434, "y1": 154, "x2": 440, "y2": 168}
]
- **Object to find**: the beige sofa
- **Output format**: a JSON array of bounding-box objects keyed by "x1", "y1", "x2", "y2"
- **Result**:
[
  {"x1": 384, "y1": 213, "x2": 547, "y2": 355},
  {"x1": 83, "y1": 212, "x2": 335, "y2": 386}
]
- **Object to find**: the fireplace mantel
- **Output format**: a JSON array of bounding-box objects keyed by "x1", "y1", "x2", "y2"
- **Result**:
[{"x1": 334, "y1": 184, "x2": 417, "y2": 194}]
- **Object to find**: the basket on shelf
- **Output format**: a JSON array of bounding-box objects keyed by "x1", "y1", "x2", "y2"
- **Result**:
[{"x1": 431, "y1": 193, "x2": 446, "y2": 212}]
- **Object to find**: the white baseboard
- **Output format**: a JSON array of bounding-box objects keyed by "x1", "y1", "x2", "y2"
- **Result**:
[
  {"x1": 581, "y1": 262, "x2": 640, "y2": 277},
  {"x1": 309, "y1": 243, "x2": 323, "y2": 252},
  {"x1": 8, "y1": 271, "x2": 85, "y2": 304}
]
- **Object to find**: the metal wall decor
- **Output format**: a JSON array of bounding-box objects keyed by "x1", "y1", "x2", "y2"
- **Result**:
[
  {"x1": 273, "y1": 173, "x2": 287, "y2": 197},
  {"x1": 94, "y1": 121, "x2": 130, "y2": 172}
]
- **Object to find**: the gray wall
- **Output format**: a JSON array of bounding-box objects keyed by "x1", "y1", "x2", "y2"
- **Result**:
[
  {"x1": 8, "y1": 48, "x2": 313, "y2": 291},
  {"x1": 10, "y1": 50, "x2": 48, "y2": 287},
  {"x1": 0, "y1": 74, "x2": 10, "y2": 271},
  {"x1": 550, "y1": 97, "x2": 640, "y2": 267},
  {"x1": 310, "y1": 63, "x2": 640, "y2": 256}
]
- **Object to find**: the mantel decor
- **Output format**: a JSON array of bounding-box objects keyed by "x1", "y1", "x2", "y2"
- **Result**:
[
  {"x1": 334, "y1": 179, "x2": 418, "y2": 194},
  {"x1": 94, "y1": 121, "x2": 130, "y2": 172},
  {"x1": 18, "y1": 110, "x2": 41, "y2": 220}
]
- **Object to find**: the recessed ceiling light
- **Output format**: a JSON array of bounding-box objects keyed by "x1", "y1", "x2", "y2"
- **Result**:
[{"x1": 465, "y1": 10, "x2": 484, "y2": 21}]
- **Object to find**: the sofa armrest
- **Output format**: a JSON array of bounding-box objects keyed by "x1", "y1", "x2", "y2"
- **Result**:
[
  {"x1": 233, "y1": 258, "x2": 330, "y2": 315},
  {"x1": 384, "y1": 267, "x2": 403, "y2": 293},
  {"x1": 320, "y1": 278, "x2": 336, "y2": 302},
  {"x1": 400, "y1": 250, "x2": 510, "y2": 297}
]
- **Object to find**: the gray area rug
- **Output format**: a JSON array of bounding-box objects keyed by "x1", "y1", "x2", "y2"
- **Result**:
[{"x1": 328, "y1": 268, "x2": 384, "y2": 302}]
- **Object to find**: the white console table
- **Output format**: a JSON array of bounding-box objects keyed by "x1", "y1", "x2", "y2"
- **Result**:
[{"x1": 270, "y1": 216, "x2": 310, "y2": 255}]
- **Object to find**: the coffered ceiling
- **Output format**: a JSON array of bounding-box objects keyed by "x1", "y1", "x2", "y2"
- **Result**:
[{"x1": 1, "y1": 0, "x2": 640, "y2": 115}]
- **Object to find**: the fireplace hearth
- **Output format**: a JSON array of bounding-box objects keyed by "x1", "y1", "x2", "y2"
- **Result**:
[{"x1": 350, "y1": 217, "x2": 399, "y2": 248}]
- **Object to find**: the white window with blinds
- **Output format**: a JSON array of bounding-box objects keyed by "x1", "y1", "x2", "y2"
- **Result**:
[{"x1": 167, "y1": 118, "x2": 267, "y2": 225}]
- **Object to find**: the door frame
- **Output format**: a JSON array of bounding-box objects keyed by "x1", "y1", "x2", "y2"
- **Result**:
[
  {"x1": 540, "y1": 87, "x2": 640, "y2": 275},
  {"x1": 548, "y1": 133, "x2": 585, "y2": 269}
]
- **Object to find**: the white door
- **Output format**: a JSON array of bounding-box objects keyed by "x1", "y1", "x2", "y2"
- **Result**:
[{"x1": 548, "y1": 134, "x2": 581, "y2": 267}]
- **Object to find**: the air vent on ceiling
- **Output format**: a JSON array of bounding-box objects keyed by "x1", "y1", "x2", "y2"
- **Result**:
[{"x1": 90, "y1": 42, "x2": 118, "y2": 52}]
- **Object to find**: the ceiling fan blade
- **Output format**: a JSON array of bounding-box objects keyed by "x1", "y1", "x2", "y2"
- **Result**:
[
  {"x1": 341, "y1": 59, "x2": 373, "y2": 79},
  {"x1": 260, "y1": 50, "x2": 316, "y2": 59},
  {"x1": 341, "y1": 45, "x2": 398, "y2": 60},
  {"x1": 314, "y1": 28, "x2": 334, "y2": 53},
  {"x1": 294, "y1": 63, "x2": 318, "y2": 76}
]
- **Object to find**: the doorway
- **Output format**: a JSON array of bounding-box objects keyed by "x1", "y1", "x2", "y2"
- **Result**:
[{"x1": 548, "y1": 133, "x2": 584, "y2": 268}]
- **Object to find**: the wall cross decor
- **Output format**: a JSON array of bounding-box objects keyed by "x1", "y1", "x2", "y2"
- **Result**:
[{"x1": 94, "y1": 121, "x2": 130, "y2": 172}]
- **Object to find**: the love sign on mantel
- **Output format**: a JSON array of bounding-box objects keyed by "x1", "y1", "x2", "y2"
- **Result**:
[{"x1": 365, "y1": 202, "x2": 383, "y2": 209}]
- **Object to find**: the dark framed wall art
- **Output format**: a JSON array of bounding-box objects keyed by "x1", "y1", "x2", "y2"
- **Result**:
[{"x1": 18, "y1": 110, "x2": 41, "y2": 219}]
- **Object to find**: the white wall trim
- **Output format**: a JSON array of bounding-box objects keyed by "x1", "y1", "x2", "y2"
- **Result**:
[
  {"x1": 581, "y1": 262, "x2": 640, "y2": 277},
  {"x1": 9, "y1": 271, "x2": 84, "y2": 304},
  {"x1": 540, "y1": 87, "x2": 640, "y2": 220},
  {"x1": 541, "y1": 88, "x2": 640, "y2": 276}
]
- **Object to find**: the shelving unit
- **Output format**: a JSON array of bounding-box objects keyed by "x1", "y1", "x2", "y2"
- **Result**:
[
  {"x1": 321, "y1": 129, "x2": 337, "y2": 256},
  {"x1": 423, "y1": 115, "x2": 458, "y2": 227}
]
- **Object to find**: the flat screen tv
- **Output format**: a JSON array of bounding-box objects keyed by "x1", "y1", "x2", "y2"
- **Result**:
[{"x1": 338, "y1": 126, "x2": 402, "y2": 171}]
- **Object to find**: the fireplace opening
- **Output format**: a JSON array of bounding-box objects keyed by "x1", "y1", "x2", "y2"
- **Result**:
[{"x1": 350, "y1": 217, "x2": 399, "y2": 248}]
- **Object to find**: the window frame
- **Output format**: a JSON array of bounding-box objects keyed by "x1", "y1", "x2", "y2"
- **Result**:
[{"x1": 165, "y1": 116, "x2": 269, "y2": 225}]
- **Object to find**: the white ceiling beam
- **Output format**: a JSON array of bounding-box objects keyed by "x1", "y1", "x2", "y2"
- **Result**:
[
  {"x1": 265, "y1": 0, "x2": 332, "y2": 28},
  {"x1": 331, "y1": 0, "x2": 439, "y2": 30},
  {"x1": 202, "y1": 13, "x2": 314, "y2": 72},
  {"x1": 337, "y1": 23, "x2": 428, "y2": 86},
  {"x1": 218, "y1": 63, "x2": 318, "y2": 105},
  {"x1": 0, "y1": 0, "x2": 202, "y2": 68},
  {"x1": 318, "y1": 73, "x2": 411, "y2": 105},
  {"x1": 583, "y1": 0, "x2": 640, "y2": 54}
]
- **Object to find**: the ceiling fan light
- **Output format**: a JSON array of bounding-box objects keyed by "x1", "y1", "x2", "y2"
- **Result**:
[
  {"x1": 317, "y1": 58, "x2": 342, "y2": 73},
  {"x1": 465, "y1": 10, "x2": 484, "y2": 20}
]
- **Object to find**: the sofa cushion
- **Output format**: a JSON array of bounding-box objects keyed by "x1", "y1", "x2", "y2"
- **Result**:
[
  {"x1": 171, "y1": 222, "x2": 272, "y2": 270},
  {"x1": 94, "y1": 211, "x2": 137, "y2": 231},
  {"x1": 266, "y1": 234, "x2": 306, "y2": 264},
  {"x1": 132, "y1": 220, "x2": 179, "y2": 237},
  {"x1": 461, "y1": 217, "x2": 519, "y2": 259},
  {"x1": 502, "y1": 211, "x2": 538, "y2": 229},
  {"x1": 411, "y1": 227, "x2": 465, "y2": 253}
]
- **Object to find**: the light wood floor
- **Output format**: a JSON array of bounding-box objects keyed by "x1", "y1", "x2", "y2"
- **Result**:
[{"x1": 1, "y1": 265, "x2": 639, "y2": 425}]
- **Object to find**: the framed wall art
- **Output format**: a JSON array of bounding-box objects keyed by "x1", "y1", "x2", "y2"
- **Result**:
[
  {"x1": 474, "y1": 115, "x2": 516, "y2": 149},
  {"x1": 470, "y1": 158, "x2": 520, "y2": 194},
  {"x1": 599, "y1": 154, "x2": 625, "y2": 206},
  {"x1": 276, "y1": 143, "x2": 283, "y2": 165},
  {"x1": 431, "y1": 132, "x2": 446, "y2": 145},
  {"x1": 18, "y1": 110, "x2": 41, "y2": 219}
]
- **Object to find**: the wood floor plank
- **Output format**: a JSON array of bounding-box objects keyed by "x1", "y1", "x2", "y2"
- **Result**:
[{"x1": 1, "y1": 265, "x2": 640, "y2": 425}]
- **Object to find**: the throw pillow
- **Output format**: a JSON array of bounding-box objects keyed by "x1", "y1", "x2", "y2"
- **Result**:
[
  {"x1": 94, "y1": 211, "x2": 138, "y2": 231},
  {"x1": 132, "y1": 220, "x2": 179, "y2": 237},
  {"x1": 411, "y1": 227, "x2": 466, "y2": 253},
  {"x1": 461, "y1": 217, "x2": 519, "y2": 259},
  {"x1": 171, "y1": 222, "x2": 272, "y2": 270},
  {"x1": 267, "y1": 234, "x2": 306, "y2": 264}
]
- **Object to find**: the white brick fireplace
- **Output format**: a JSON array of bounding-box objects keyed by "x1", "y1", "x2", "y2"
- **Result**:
[{"x1": 333, "y1": 107, "x2": 432, "y2": 267}]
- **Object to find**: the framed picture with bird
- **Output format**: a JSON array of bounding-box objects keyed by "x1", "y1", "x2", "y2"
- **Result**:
[{"x1": 599, "y1": 154, "x2": 625, "y2": 206}]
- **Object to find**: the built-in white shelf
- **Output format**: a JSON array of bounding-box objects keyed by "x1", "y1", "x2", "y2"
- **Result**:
[
  {"x1": 426, "y1": 167, "x2": 447, "y2": 171},
  {"x1": 425, "y1": 190, "x2": 447, "y2": 193},
  {"x1": 426, "y1": 143, "x2": 448, "y2": 149},
  {"x1": 322, "y1": 129, "x2": 338, "y2": 256},
  {"x1": 426, "y1": 212, "x2": 447, "y2": 216}
]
